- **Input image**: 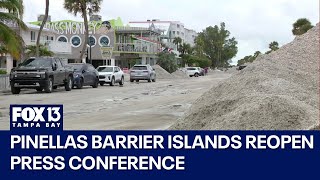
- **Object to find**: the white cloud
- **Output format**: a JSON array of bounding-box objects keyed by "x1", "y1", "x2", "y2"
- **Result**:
[{"x1": 23, "y1": 0, "x2": 319, "y2": 64}]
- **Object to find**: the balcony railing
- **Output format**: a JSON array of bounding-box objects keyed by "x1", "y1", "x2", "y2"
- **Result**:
[
  {"x1": 114, "y1": 27, "x2": 162, "y2": 34},
  {"x1": 114, "y1": 43, "x2": 160, "y2": 54},
  {"x1": 37, "y1": 41, "x2": 72, "y2": 55}
]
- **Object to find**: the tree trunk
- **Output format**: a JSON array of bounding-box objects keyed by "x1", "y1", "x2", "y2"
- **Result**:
[
  {"x1": 79, "y1": 6, "x2": 89, "y2": 63},
  {"x1": 36, "y1": 0, "x2": 49, "y2": 57}
]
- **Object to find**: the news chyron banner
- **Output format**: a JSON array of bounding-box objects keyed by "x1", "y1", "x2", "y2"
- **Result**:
[{"x1": 0, "y1": 105, "x2": 319, "y2": 179}]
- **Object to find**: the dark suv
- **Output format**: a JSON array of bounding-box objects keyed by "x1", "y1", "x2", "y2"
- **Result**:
[{"x1": 10, "y1": 57, "x2": 74, "y2": 94}]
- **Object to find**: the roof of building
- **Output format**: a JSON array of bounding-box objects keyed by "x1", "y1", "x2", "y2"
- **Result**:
[{"x1": 26, "y1": 23, "x2": 57, "y2": 33}]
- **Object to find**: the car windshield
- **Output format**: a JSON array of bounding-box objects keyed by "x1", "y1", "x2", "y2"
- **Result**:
[
  {"x1": 97, "y1": 67, "x2": 113, "y2": 72},
  {"x1": 132, "y1": 66, "x2": 147, "y2": 70},
  {"x1": 187, "y1": 68, "x2": 196, "y2": 70},
  {"x1": 71, "y1": 64, "x2": 84, "y2": 72},
  {"x1": 20, "y1": 58, "x2": 52, "y2": 68}
]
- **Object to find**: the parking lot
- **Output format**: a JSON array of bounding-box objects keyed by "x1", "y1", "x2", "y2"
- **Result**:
[{"x1": 0, "y1": 72, "x2": 231, "y2": 130}]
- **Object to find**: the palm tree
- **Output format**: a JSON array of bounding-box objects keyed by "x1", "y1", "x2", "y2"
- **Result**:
[
  {"x1": 178, "y1": 43, "x2": 191, "y2": 55},
  {"x1": 266, "y1": 41, "x2": 279, "y2": 54},
  {"x1": 173, "y1": 37, "x2": 182, "y2": 50},
  {"x1": 0, "y1": 0, "x2": 27, "y2": 59},
  {"x1": 64, "y1": 0, "x2": 103, "y2": 62},
  {"x1": 36, "y1": 0, "x2": 49, "y2": 57},
  {"x1": 292, "y1": 18, "x2": 314, "y2": 36},
  {"x1": 253, "y1": 51, "x2": 261, "y2": 57},
  {"x1": 26, "y1": 44, "x2": 54, "y2": 57},
  {"x1": 269, "y1": 41, "x2": 279, "y2": 51}
]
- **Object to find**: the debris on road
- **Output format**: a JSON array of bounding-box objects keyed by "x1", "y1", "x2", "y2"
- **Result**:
[{"x1": 171, "y1": 24, "x2": 319, "y2": 130}]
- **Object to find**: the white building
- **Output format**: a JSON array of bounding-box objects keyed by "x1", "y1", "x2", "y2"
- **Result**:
[
  {"x1": 0, "y1": 19, "x2": 72, "y2": 74},
  {"x1": 128, "y1": 20, "x2": 198, "y2": 52}
]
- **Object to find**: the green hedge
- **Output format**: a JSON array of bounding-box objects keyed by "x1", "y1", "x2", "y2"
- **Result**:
[{"x1": 0, "y1": 70, "x2": 7, "y2": 74}]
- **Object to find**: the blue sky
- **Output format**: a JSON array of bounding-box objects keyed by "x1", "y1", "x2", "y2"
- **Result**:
[{"x1": 24, "y1": 0, "x2": 319, "y2": 64}]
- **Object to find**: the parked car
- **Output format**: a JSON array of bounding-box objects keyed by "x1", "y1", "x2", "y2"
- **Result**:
[
  {"x1": 69, "y1": 63, "x2": 99, "y2": 89},
  {"x1": 97, "y1": 66, "x2": 124, "y2": 86},
  {"x1": 9, "y1": 57, "x2": 74, "y2": 94},
  {"x1": 237, "y1": 65, "x2": 247, "y2": 70},
  {"x1": 186, "y1": 67, "x2": 200, "y2": 77},
  {"x1": 130, "y1": 65, "x2": 156, "y2": 82},
  {"x1": 195, "y1": 67, "x2": 205, "y2": 76}
]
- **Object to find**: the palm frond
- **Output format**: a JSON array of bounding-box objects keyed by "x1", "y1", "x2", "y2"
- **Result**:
[
  {"x1": 0, "y1": 0, "x2": 24, "y2": 17},
  {"x1": 0, "y1": 22, "x2": 24, "y2": 59},
  {"x1": 0, "y1": 11, "x2": 27, "y2": 30}
]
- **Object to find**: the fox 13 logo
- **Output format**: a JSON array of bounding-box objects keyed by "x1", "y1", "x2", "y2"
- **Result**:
[{"x1": 10, "y1": 105, "x2": 63, "y2": 131}]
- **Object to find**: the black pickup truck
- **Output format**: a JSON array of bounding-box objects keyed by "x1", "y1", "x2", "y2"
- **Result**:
[{"x1": 10, "y1": 57, "x2": 74, "y2": 94}]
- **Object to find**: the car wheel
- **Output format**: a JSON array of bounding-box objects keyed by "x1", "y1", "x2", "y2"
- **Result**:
[
  {"x1": 65, "y1": 76, "x2": 72, "y2": 91},
  {"x1": 119, "y1": 76, "x2": 124, "y2": 86},
  {"x1": 36, "y1": 88, "x2": 43, "y2": 92},
  {"x1": 45, "y1": 78, "x2": 53, "y2": 93},
  {"x1": 130, "y1": 79, "x2": 134, "y2": 83},
  {"x1": 148, "y1": 77, "x2": 152, "y2": 83},
  {"x1": 152, "y1": 76, "x2": 156, "y2": 82},
  {"x1": 11, "y1": 85, "x2": 20, "y2": 94},
  {"x1": 194, "y1": 73, "x2": 199, "y2": 77},
  {"x1": 100, "y1": 82, "x2": 105, "y2": 86},
  {"x1": 53, "y1": 86, "x2": 58, "y2": 90},
  {"x1": 136, "y1": 80, "x2": 139, "y2": 82},
  {"x1": 110, "y1": 77, "x2": 115, "y2": 86},
  {"x1": 92, "y1": 78, "x2": 99, "y2": 88},
  {"x1": 77, "y1": 78, "x2": 83, "y2": 89}
]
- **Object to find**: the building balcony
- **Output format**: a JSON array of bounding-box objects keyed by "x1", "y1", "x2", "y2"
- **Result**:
[
  {"x1": 44, "y1": 41, "x2": 72, "y2": 55},
  {"x1": 115, "y1": 27, "x2": 162, "y2": 35},
  {"x1": 27, "y1": 40, "x2": 72, "y2": 55}
]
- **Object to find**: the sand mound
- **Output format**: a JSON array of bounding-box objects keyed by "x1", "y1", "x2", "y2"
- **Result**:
[
  {"x1": 153, "y1": 65, "x2": 174, "y2": 79},
  {"x1": 172, "y1": 69, "x2": 189, "y2": 79},
  {"x1": 170, "y1": 24, "x2": 319, "y2": 130},
  {"x1": 225, "y1": 67, "x2": 238, "y2": 74}
]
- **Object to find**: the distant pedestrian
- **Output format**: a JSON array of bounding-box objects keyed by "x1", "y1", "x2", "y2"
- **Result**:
[{"x1": 204, "y1": 67, "x2": 208, "y2": 76}]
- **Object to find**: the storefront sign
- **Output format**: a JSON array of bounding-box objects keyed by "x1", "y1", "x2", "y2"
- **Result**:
[
  {"x1": 45, "y1": 21, "x2": 110, "y2": 35},
  {"x1": 100, "y1": 47, "x2": 114, "y2": 59}
]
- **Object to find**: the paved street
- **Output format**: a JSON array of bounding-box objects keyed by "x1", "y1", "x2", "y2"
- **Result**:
[{"x1": 0, "y1": 72, "x2": 231, "y2": 130}]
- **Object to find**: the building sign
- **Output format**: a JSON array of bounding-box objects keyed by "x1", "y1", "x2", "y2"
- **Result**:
[
  {"x1": 45, "y1": 21, "x2": 114, "y2": 35},
  {"x1": 100, "y1": 47, "x2": 114, "y2": 59}
]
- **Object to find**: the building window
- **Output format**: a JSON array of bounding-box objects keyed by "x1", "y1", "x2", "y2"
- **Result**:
[
  {"x1": 87, "y1": 36, "x2": 96, "y2": 47},
  {"x1": 57, "y1": 35, "x2": 68, "y2": 43},
  {"x1": 31, "y1": 31, "x2": 36, "y2": 42},
  {"x1": 177, "y1": 24, "x2": 180, "y2": 28},
  {"x1": 172, "y1": 31, "x2": 175, "y2": 35},
  {"x1": 177, "y1": 31, "x2": 180, "y2": 35},
  {"x1": 99, "y1": 36, "x2": 110, "y2": 47},
  {"x1": 71, "y1": 35, "x2": 82, "y2": 48}
]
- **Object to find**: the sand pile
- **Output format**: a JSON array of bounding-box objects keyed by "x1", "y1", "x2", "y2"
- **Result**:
[
  {"x1": 153, "y1": 65, "x2": 174, "y2": 79},
  {"x1": 172, "y1": 69, "x2": 189, "y2": 79},
  {"x1": 171, "y1": 24, "x2": 319, "y2": 130},
  {"x1": 225, "y1": 67, "x2": 238, "y2": 74}
]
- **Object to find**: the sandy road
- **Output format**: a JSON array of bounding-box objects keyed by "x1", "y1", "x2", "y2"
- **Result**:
[{"x1": 0, "y1": 72, "x2": 231, "y2": 130}]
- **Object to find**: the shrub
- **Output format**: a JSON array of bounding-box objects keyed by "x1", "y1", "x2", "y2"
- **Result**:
[
  {"x1": 0, "y1": 69, "x2": 7, "y2": 74},
  {"x1": 157, "y1": 52, "x2": 178, "y2": 73}
]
